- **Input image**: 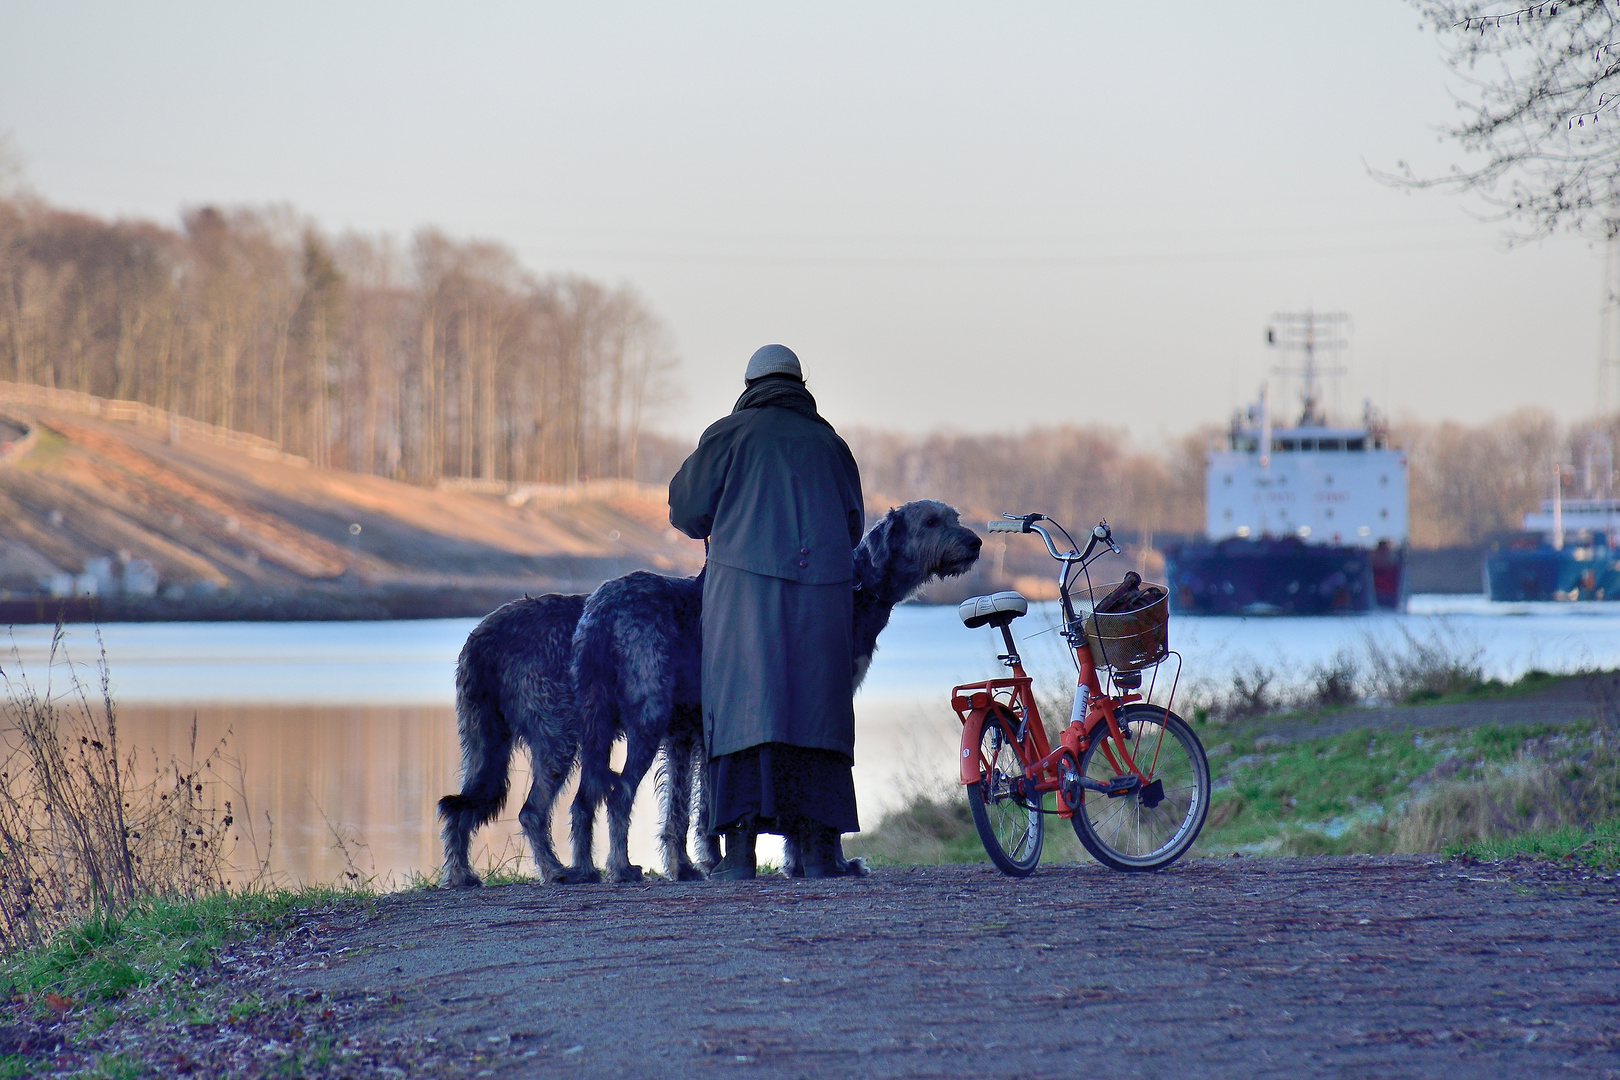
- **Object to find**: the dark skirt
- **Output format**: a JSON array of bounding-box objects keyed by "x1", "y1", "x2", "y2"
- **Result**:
[{"x1": 708, "y1": 742, "x2": 859, "y2": 836}]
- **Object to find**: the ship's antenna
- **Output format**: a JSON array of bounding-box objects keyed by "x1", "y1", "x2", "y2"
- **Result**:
[{"x1": 1265, "y1": 311, "x2": 1349, "y2": 426}]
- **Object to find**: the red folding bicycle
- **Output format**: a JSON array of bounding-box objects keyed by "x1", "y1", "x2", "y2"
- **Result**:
[{"x1": 952, "y1": 513, "x2": 1210, "y2": 875}]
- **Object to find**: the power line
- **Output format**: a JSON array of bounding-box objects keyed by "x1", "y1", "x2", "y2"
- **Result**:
[{"x1": 532, "y1": 237, "x2": 1499, "y2": 269}]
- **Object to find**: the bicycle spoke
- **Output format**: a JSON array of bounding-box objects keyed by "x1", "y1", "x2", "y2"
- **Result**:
[
  {"x1": 968, "y1": 712, "x2": 1043, "y2": 876},
  {"x1": 1074, "y1": 706, "x2": 1210, "y2": 870}
]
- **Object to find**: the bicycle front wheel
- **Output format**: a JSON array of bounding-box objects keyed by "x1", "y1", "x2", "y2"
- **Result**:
[
  {"x1": 966, "y1": 707, "x2": 1044, "y2": 876},
  {"x1": 1072, "y1": 703, "x2": 1209, "y2": 872}
]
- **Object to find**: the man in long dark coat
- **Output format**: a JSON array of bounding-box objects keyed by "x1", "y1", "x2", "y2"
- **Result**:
[{"x1": 668, "y1": 344, "x2": 864, "y2": 880}]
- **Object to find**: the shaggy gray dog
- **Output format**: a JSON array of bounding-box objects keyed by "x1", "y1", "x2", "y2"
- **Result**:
[
  {"x1": 438, "y1": 592, "x2": 587, "y2": 888},
  {"x1": 572, "y1": 499, "x2": 982, "y2": 883},
  {"x1": 438, "y1": 499, "x2": 981, "y2": 887}
]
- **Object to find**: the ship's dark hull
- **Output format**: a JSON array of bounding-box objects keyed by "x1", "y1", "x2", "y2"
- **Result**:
[
  {"x1": 1164, "y1": 537, "x2": 1407, "y2": 615},
  {"x1": 1485, "y1": 543, "x2": 1619, "y2": 601}
]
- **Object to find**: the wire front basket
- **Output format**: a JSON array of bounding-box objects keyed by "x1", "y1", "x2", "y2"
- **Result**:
[{"x1": 1074, "y1": 579, "x2": 1170, "y2": 672}]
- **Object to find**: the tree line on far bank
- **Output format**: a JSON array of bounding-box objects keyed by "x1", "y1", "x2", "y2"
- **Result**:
[
  {"x1": 0, "y1": 195, "x2": 678, "y2": 485},
  {"x1": 2, "y1": 193, "x2": 1611, "y2": 552}
]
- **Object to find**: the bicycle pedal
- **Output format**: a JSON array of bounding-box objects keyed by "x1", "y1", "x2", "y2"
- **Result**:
[
  {"x1": 1103, "y1": 775, "x2": 1140, "y2": 798},
  {"x1": 1077, "y1": 774, "x2": 1141, "y2": 798}
]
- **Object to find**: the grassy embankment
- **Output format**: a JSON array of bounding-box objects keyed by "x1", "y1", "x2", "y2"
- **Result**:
[
  {"x1": 847, "y1": 632, "x2": 1620, "y2": 873},
  {"x1": 0, "y1": 630, "x2": 401, "y2": 1077}
]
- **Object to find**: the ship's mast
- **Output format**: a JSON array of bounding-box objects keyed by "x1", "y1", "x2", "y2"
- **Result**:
[
  {"x1": 1265, "y1": 310, "x2": 1349, "y2": 426},
  {"x1": 1602, "y1": 230, "x2": 1620, "y2": 417}
]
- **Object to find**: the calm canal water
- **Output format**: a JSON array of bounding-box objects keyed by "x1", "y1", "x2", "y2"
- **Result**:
[{"x1": 6, "y1": 595, "x2": 1620, "y2": 885}]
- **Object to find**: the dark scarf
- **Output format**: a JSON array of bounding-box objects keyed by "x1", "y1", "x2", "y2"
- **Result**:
[{"x1": 732, "y1": 376, "x2": 830, "y2": 427}]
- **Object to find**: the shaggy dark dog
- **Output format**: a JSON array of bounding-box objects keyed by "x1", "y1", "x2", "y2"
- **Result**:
[
  {"x1": 438, "y1": 592, "x2": 588, "y2": 888},
  {"x1": 572, "y1": 499, "x2": 983, "y2": 883},
  {"x1": 438, "y1": 499, "x2": 981, "y2": 887}
]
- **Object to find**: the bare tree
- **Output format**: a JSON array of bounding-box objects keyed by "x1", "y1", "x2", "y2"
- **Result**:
[
  {"x1": 1394, "y1": 2, "x2": 1620, "y2": 239},
  {"x1": 0, "y1": 193, "x2": 682, "y2": 488},
  {"x1": 0, "y1": 130, "x2": 24, "y2": 195}
]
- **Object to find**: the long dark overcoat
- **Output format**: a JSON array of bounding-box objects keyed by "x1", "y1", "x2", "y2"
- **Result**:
[{"x1": 668, "y1": 384, "x2": 864, "y2": 761}]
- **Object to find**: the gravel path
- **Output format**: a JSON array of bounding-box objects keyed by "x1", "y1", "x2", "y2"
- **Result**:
[{"x1": 284, "y1": 856, "x2": 1620, "y2": 1079}]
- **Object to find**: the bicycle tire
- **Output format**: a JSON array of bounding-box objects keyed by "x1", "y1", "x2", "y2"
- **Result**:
[
  {"x1": 966, "y1": 706, "x2": 1044, "y2": 876},
  {"x1": 1071, "y1": 703, "x2": 1209, "y2": 872}
]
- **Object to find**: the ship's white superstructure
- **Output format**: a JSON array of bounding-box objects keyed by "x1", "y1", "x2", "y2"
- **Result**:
[
  {"x1": 1522, "y1": 498, "x2": 1620, "y2": 538},
  {"x1": 1206, "y1": 422, "x2": 1408, "y2": 549}
]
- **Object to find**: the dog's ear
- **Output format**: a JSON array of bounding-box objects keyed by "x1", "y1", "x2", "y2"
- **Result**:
[{"x1": 859, "y1": 506, "x2": 906, "y2": 588}]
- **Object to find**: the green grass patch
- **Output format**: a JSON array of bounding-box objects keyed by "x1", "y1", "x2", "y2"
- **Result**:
[
  {"x1": 1393, "y1": 667, "x2": 1563, "y2": 708},
  {"x1": 1194, "y1": 722, "x2": 1572, "y2": 856},
  {"x1": 1447, "y1": 816, "x2": 1620, "y2": 871},
  {"x1": 80, "y1": 1052, "x2": 146, "y2": 1079},
  {"x1": 17, "y1": 424, "x2": 71, "y2": 470},
  {"x1": 849, "y1": 720, "x2": 1620, "y2": 867},
  {"x1": 1, "y1": 887, "x2": 359, "y2": 1006}
]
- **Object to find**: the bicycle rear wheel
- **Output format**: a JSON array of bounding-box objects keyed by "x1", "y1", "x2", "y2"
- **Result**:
[
  {"x1": 1072, "y1": 703, "x2": 1209, "y2": 872},
  {"x1": 966, "y1": 707, "x2": 1043, "y2": 876}
]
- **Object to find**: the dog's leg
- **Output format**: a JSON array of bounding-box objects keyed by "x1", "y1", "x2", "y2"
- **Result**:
[
  {"x1": 690, "y1": 740, "x2": 720, "y2": 874},
  {"x1": 781, "y1": 833, "x2": 802, "y2": 878},
  {"x1": 516, "y1": 742, "x2": 570, "y2": 885},
  {"x1": 605, "y1": 731, "x2": 660, "y2": 883},
  {"x1": 659, "y1": 733, "x2": 704, "y2": 881},
  {"x1": 559, "y1": 785, "x2": 602, "y2": 884}
]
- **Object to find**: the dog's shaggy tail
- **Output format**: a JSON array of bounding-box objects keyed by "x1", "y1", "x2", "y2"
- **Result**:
[
  {"x1": 572, "y1": 601, "x2": 621, "y2": 814},
  {"x1": 438, "y1": 637, "x2": 514, "y2": 887}
]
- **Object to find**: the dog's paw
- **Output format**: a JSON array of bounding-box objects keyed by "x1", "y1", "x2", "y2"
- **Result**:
[
  {"x1": 675, "y1": 863, "x2": 706, "y2": 881},
  {"x1": 609, "y1": 864, "x2": 644, "y2": 884},
  {"x1": 442, "y1": 869, "x2": 483, "y2": 889},
  {"x1": 841, "y1": 857, "x2": 871, "y2": 878},
  {"x1": 554, "y1": 865, "x2": 602, "y2": 885}
]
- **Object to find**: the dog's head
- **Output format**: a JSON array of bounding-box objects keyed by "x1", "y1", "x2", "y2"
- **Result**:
[{"x1": 856, "y1": 499, "x2": 982, "y2": 596}]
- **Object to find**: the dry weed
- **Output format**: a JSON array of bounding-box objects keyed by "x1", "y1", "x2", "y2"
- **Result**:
[
  {"x1": 0, "y1": 625, "x2": 271, "y2": 953},
  {"x1": 1395, "y1": 732, "x2": 1620, "y2": 852}
]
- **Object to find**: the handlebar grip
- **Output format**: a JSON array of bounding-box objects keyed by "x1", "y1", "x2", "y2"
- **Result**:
[{"x1": 986, "y1": 520, "x2": 1025, "y2": 533}]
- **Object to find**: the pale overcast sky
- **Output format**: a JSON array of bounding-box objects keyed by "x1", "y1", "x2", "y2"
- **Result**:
[{"x1": 1, "y1": 2, "x2": 1607, "y2": 441}]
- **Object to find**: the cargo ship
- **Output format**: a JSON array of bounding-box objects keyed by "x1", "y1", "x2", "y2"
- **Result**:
[
  {"x1": 1164, "y1": 312, "x2": 1409, "y2": 615},
  {"x1": 1486, "y1": 443, "x2": 1619, "y2": 601}
]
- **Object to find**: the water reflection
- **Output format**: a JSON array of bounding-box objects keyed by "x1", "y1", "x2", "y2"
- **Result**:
[
  {"x1": 25, "y1": 597, "x2": 1620, "y2": 886},
  {"x1": 112, "y1": 699, "x2": 962, "y2": 886}
]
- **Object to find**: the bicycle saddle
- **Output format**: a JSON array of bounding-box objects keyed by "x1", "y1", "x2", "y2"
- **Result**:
[{"x1": 958, "y1": 591, "x2": 1029, "y2": 629}]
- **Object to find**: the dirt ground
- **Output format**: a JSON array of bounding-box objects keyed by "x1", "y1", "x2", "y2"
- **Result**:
[{"x1": 230, "y1": 855, "x2": 1620, "y2": 1079}]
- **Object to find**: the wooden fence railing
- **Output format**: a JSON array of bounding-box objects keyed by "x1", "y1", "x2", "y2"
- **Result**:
[{"x1": 436, "y1": 476, "x2": 663, "y2": 508}]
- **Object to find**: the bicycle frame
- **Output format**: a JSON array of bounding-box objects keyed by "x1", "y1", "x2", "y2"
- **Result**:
[{"x1": 952, "y1": 521, "x2": 1170, "y2": 817}]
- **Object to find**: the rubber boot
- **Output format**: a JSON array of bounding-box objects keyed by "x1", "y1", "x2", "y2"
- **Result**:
[
  {"x1": 710, "y1": 821, "x2": 757, "y2": 882},
  {"x1": 797, "y1": 827, "x2": 838, "y2": 879}
]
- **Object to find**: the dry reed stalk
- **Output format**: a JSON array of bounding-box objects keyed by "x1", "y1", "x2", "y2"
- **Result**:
[
  {"x1": 1395, "y1": 733, "x2": 1620, "y2": 852},
  {"x1": 0, "y1": 625, "x2": 271, "y2": 953}
]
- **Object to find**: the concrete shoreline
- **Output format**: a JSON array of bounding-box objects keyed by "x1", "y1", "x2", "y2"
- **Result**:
[{"x1": 0, "y1": 583, "x2": 595, "y2": 624}]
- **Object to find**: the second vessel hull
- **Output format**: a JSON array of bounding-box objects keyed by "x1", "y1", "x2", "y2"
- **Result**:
[{"x1": 1485, "y1": 542, "x2": 1620, "y2": 601}]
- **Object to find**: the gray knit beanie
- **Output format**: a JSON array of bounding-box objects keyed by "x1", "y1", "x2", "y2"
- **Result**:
[{"x1": 744, "y1": 344, "x2": 802, "y2": 382}]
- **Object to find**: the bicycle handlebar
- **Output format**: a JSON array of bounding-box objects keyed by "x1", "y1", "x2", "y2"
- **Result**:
[{"x1": 987, "y1": 513, "x2": 1120, "y2": 564}]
